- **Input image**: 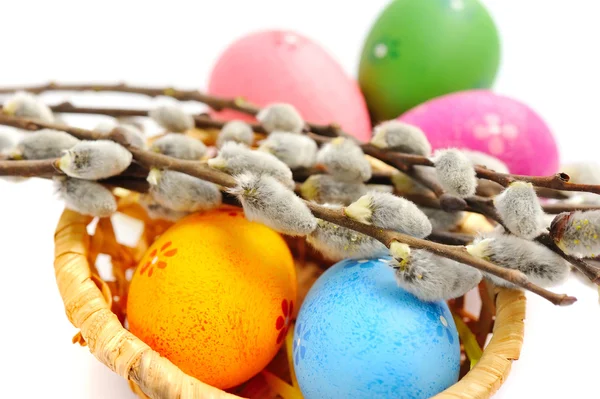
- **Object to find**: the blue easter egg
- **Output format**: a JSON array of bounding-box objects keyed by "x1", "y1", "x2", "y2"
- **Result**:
[{"x1": 293, "y1": 257, "x2": 460, "y2": 399}]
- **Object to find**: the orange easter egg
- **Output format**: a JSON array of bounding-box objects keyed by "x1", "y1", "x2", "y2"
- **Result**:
[{"x1": 127, "y1": 207, "x2": 297, "y2": 389}]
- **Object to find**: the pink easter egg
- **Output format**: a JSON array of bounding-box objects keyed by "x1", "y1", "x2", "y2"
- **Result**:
[
  {"x1": 207, "y1": 30, "x2": 372, "y2": 142},
  {"x1": 399, "y1": 90, "x2": 559, "y2": 176}
]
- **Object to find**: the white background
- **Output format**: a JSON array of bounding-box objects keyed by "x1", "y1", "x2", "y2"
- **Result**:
[{"x1": 1, "y1": 1, "x2": 599, "y2": 398}]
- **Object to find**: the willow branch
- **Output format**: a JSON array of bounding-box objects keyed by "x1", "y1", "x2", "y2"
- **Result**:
[
  {"x1": 306, "y1": 203, "x2": 575, "y2": 306},
  {"x1": 0, "y1": 82, "x2": 260, "y2": 115},
  {"x1": 388, "y1": 151, "x2": 600, "y2": 195},
  {"x1": 0, "y1": 114, "x2": 576, "y2": 306},
  {"x1": 427, "y1": 231, "x2": 474, "y2": 246},
  {"x1": 21, "y1": 101, "x2": 600, "y2": 203},
  {"x1": 0, "y1": 158, "x2": 58, "y2": 177},
  {"x1": 541, "y1": 202, "x2": 600, "y2": 214},
  {"x1": 2, "y1": 111, "x2": 596, "y2": 285},
  {"x1": 2, "y1": 82, "x2": 599, "y2": 195},
  {"x1": 2, "y1": 111, "x2": 597, "y2": 284}
]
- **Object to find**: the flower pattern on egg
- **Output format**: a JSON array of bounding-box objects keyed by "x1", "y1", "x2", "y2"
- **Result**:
[
  {"x1": 139, "y1": 241, "x2": 178, "y2": 277},
  {"x1": 275, "y1": 299, "x2": 294, "y2": 345},
  {"x1": 293, "y1": 322, "x2": 311, "y2": 366},
  {"x1": 473, "y1": 113, "x2": 519, "y2": 156}
]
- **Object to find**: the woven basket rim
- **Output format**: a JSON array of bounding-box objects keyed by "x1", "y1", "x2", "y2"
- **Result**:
[{"x1": 53, "y1": 208, "x2": 526, "y2": 399}]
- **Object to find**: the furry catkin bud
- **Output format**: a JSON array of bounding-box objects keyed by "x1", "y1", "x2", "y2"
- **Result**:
[
  {"x1": 256, "y1": 103, "x2": 304, "y2": 134},
  {"x1": 147, "y1": 169, "x2": 222, "y2": 212},
  {"x1": 562, "y1": 162, "x2": 600, "y2": 185},
  {"x1": 150, "y1": 134, "x2": 207, "y2": 160},
  {"x1": 551, "y1": 210, "x2": 600, "y2": 258},
  {"x1": 93, "y1": 122, "x2": 146, "y2": 148},
  {"x1": 148, "y1": 105, "x2": 194, "y2": 133},
  {"x1": 54, "y1": 176, "x2": 117, "y2": 217},
  {"x1": 461, "y1": 149, "x2": 509, "y2": 173},
  {"x1": 2, "y1": 91, "x2": 54, "y2": 123},
  {"x1": 392, "y1": 249, "x2": 482, "y2": 302},
  {"x1": 494, "y1": 181, "x2": 544, "y2": 239},
  {"x1": 421, "y1": 207, "x2": 465, "y2": 231},
  {"x1": 0, "y1": 129, "x2": 17, "y2": 154},
  {"x1": 139, "y1": 194, "x2": 190, "y2": 222},
  {"x1": 208, "y1": 141, "x2": 294, "y2": 188},
  {"x1": 17, "y1": 129, "x2": 80, "y2": 160},
  {"x1": 345, "y1": 192, "x2": 432, "y2": 238},
  {"x1": 258, "y1": 132, "x2": 317, "y2": 169},
  {"x1": 371, "y1": 121, "x2": 431, "y2": 156},
  {"x1": 58, "y1": 140, "x2": 132, "y2": 180},
  {"x1": 228, "y1": 173, "x2": 317, "y2": 236},
  {"x1": 561, "y1": 162, "x2": 600, "y2": 204},
  {"x1": 432, "y1": 149, "x2": 477, "y2": 197},
  {"x1": 306, "y1": 204, "x2": 388, "y2": 261},
  {"x1": 316, "y1": 137, "x2": 372, "y2": 182},
  {"x1": 300, "y1": 174, "x2": 367, "y2": 205},
  {"x1": 216, "y1": 120, "x2": 254, "y2": 148},
  {"x1": 467, "y1": 234, "x2": 569, "y2": 288}
]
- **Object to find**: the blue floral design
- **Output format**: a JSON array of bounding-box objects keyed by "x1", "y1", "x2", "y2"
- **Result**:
[
  {"x1": 293, "y1": 322, "x2": 311, "y2": 366},
  {"x1": 426, "y1": 306, "x2": 454, "y2": 345}
]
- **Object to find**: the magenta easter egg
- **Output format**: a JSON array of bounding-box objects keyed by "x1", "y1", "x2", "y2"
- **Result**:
[
  {"x1": 399, "y1": 90, "x2": 559, "y2": 176},
  {"x1": 208, "y1": 30, "x2": 372, "y2": 142}
]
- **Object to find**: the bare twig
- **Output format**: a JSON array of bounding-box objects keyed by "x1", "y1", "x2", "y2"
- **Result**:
[
  {"x1": 427, "y1": 231, "x2": 474, "y2": 246},
  {"x1": 0, "y1": 114, "x2": 576, "y2": 306},
  {"x1": 0, "y1": 158, "x2": 59, "y2": 177},
  {"x1": 0, "y1": 82, "x2": 261, "y2": 115},
  {"x1": 541, "y1": 202, "x2": 600, "y2": 214}
]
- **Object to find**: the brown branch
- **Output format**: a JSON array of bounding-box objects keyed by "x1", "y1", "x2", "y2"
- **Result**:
[
  {"x1": 16, "y1": 102, "x2": 600, "y2": 207},
  {"x1": 4, "y1": 110, "x2": 596, "y2": 286},
  {"x1": 0, "y1": 158, "x2": 59, "y2": 177},
  {"x1": 541, "y1": 202, "x2": 600, "y2": 214},
  {"x1": 2, "y1": 82, "x2": 599, "y2": 195},
  {"x1": 0, "y1": 82, "x2": 260, "y2": 115},
  {"x1": 0, "y1": 114, "x2": 576, "y2": 306},
  {"x1": 307, "y1": 203, "x2": 575, "y2": 306},
  {"x1": 0, "y1": 157, "x2": 150, "y2": 194},
  {"x1": 427, "y1": 231, "x2": 474, "y2": 246},
  {"x1": 293, "y1": 167, "x2": 394, "y2": 185}
]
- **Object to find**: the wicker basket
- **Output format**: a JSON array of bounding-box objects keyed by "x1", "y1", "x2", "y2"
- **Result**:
[{"x1": 53, "y1": 190, "x2": 526, "y2": 399}]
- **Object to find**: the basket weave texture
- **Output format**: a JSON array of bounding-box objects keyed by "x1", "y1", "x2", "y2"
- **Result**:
[{"x1": 54, "y1": 202, "x2": 526, "y2": 399}]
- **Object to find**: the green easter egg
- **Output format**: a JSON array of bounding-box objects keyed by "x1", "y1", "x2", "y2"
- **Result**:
[{"x1": 358, "y1": 0, "x2": 501, "y2": 121}]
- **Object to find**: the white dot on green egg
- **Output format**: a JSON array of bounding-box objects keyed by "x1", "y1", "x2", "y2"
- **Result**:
[
  {"x1": 374, "y1": 43, "x2": 388, "y2": 59},
  {"x1": 440, "y1": 315, "x2": 448, "y2": 327}
]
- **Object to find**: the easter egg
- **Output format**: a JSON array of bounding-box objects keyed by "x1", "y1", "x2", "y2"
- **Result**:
[
  {"x1": 358, "y1": 0, "x2": 501, "y2": 121},
  {"x1": 399, "y1": 90, "x2": 559, "y2": 175},
  {"x1": 293, "y1": 257, "x2": 459, "y2": 399},
  {"x1": 127, "y1": 207, "x2": 297, "y2": 389},
  {"x1": 208, "y1": 30, "x2": 372, "y2": 141}
]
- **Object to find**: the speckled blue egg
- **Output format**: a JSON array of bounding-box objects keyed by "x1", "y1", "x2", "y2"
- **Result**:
[{"x1": 293, "y1": 257, "x2": 460, "y2": 399}]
